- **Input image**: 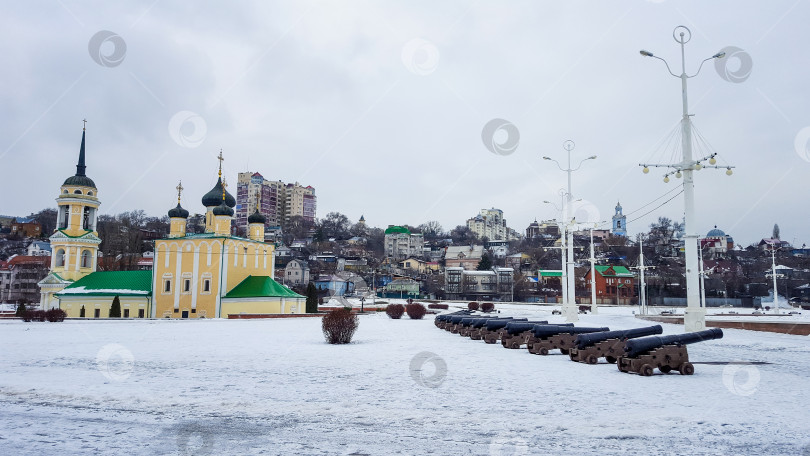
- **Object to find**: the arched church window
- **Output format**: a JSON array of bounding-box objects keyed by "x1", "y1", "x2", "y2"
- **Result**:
[
  {"x1": 74, "y1": 189, "x2": 82, "y2": 194},
  {"x1": 83, "y1": 207, "x2": 91, "y2": 230},
  {"x1": 87, "y1": 191, "x2": 94, "y2": 196},
  {"x1": 62, "y1": 190, "x2": 68, "y2": 194},
  {"x1": 81, "y1": 250, "x2": 91, "y2": 268},
  {"x1": 55, "y1": 249, "x2": 65, "y2": 267},
  {"x1": 60, "y1": 208, "x2": 69, "y2": 229}
]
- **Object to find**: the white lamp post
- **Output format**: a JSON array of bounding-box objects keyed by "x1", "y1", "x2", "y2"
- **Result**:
[
  {"x1": 770, "y1": 245, "x2": 780, "y2": 314},
  {"x1": 638, "y1": 26, "x2": 734, "y2": 332},
  {"x1": 588, "y1": 225, "x2": 598, "y2": 314},
  {"x1": 543, "y1": 141, "x2": 596, "y2": 322}
]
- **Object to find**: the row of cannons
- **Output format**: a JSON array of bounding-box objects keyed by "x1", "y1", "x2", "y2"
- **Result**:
[{"x1": 434, "y1": 311, "x2": 724, "y2": 376}]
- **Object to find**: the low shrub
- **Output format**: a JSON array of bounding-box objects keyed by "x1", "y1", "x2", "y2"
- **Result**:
[
  {"x1": 405, "y1": 303, "x2": 427, "y2": 320},
  {"x1": 386, "y1": 304, "x2": 405, "y2": 319},
  {"x1": 22, "y1": 310, "x2": 46, "y2": 322},
  {"x1": 467, "y1": 302, "x2": 479, "y2": 311},
  {"x1": 480, "y1": 302, "x2": 495, "y2": 313},
  {"x1": 46, "y1": 308, "x2": 68, "y2": 322},
  {"x1": 428, "y1": 303, "x2": 449, "y2": 310},
  {"x1": 321, "y1": 308, "x2": 359, "y2": 344}
]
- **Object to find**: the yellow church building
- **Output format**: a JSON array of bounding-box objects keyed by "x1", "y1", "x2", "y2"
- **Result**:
[{"x1": 39, "y1": 126, "x2": 304, "y2": 318}]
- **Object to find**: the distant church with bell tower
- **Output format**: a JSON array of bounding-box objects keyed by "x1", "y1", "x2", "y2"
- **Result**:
[{"x1": 612, "y1": 202, "x2": 627, "y2": 237}]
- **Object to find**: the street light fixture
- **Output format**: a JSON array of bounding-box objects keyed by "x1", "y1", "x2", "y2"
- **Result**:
[
  {"x1": 637, "y1": 25, "x2": 736, "y2": 332},
  {"x1": 542, "y1": 140, "x2": 596, "y2": 322}
]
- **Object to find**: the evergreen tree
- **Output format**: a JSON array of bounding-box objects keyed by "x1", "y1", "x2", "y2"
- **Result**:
[
  {"x1": 80, "y1": 305, "x2": 86, "y2": 318},
  {"x1": 477, "y1": 253, "x2": 492, "y2": 271},
  {"x1": 305, "y1": 282, "x2": 319, "y2": 313},
  {"x1": 773, "y1": 223, "x2": 780, "y2": 240},
  {"x1": 15, "y1": 302, "x2": 26, "y2": 317},
  {"x1": 109, "y1": 295, "x2": 121, "y2": 318}
]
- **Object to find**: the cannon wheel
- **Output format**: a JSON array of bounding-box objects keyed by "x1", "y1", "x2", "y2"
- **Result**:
[
  {"x1": 560, "y1": 348, "x2": 569, "y2": 355},
  {"x1": 640, "y1": 364, "x2": 654, "y2": 377},
  {"x1": 659, "y1": 365, "x2": 673, "y2": 374},
  {"x1": 569, "y1": 352, "x2": 576, "y2": 361},
  {"x1": 605, "y1": 356, "x2": 617, "y2": 364},
  {"x1": 509, "y1": 341, "x2": 521, "y2": 349},
  {"x1": 539, "y1": 347, "x2": 549, "y2": 356},
  {"x1": 585, "y1": 355, "x2": 598, "y2": 365},
  {"x1": 679, "y1": 362, "x2": 695, "y2": 375}
]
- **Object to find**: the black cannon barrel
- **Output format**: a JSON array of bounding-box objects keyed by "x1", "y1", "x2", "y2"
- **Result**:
[
  {"x1": 436, "y1": 311, "x2": 471, "y2": 322},
  {"x1": 574, "y1": 325, "x2": 663, "y2": 349},
  {"x1": 471, "y1": 317, "x2": 512, "y2": 328},
  {"x1": 503, "y1": 321, "x2": 551, "y2": 335},
  {"x1": 459, "y1": 317, "x2": 484, "y2": 326},
  {"x1": 624, "y1": 328, "x2": 724, "y2": 358},
  {"x1": 485, "y1": 318, "x2": 528, "y2": 330},
  {"x1": 532, "y1": 325, "x2": 609, "y2": 339},
  {"x1": 448, "y1": 314, "x2": 481, "y2": 324}
]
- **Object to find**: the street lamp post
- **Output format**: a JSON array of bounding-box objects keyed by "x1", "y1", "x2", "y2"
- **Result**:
[
  {"x1": 544, "y1": 141, "x2": 596, "y2": 322},
  {"x1": 638, "y1": 26, "x2": 733, "y2": 332},
  {"x1": 588, "y1": 225, "x2": 598, "y2": 314},
  {"x1": 770, "y1": 245, "x2": 780, "y2": 314}
]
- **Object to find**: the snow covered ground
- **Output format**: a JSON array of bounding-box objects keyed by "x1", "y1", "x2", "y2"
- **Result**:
[{"x1": 1, "y1": 305, "x2": 809, "y2": 455}]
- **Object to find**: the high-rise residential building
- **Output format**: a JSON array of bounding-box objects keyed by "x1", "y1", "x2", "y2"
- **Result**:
[
  {"x1": 466, "y1": 208, "x2": 518, "y2": 241},
  {"x1": 284, "y1": 182, "x2": 316, "y2": 224},
  {"x1": 236, "y1": 173, "x2": 316, "y2": 229}
]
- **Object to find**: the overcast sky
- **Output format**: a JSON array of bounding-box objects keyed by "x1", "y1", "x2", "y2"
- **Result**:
[{"x1": 2, "y1": 0, "x2": 809, "y2": 247}]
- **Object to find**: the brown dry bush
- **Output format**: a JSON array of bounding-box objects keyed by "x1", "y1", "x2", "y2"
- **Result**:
[
  {"x1": 467, "y1": 302, "x2": 480, "y2": 311},
  {"x1": 321, "y1": 308, "x2": 359, "y2": 344},
  {"x1": 480, "y1": 302, "x2": 495, "y2": 313},
  {"x1": 386, "y1": 304, "x2": 405, "y2": 319},
  {"x1": 405, "y1": 303, "x2": 427, "y2": 319},
  {"x1": 428, "y1": 303, "x2": 449, "y2": 310}
]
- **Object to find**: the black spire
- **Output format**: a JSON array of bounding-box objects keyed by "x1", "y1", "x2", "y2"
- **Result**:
[
  {"x1": 63, "y1": 121, "x2": 96, "y2": 188},
  {"x1": 76, "y1": 128, "x2": 87, "y2": 177}
]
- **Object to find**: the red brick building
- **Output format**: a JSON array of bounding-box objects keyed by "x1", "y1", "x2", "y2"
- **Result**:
[{"x1": 584, "y1": 265, "x2": 636, "y2": 305}]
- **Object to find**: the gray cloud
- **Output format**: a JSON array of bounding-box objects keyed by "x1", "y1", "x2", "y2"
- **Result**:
[{"x1": 2, "y1": 0, "x2": 808, "y2": 246}]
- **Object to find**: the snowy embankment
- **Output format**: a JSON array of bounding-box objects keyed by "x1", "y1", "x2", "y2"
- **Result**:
[{"x1": 0, "y1": 306, "x2": 808, "y2": 455}]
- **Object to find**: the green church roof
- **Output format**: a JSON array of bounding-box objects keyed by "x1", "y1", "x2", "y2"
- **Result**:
[
  {"x1": 224, "y1": 275, "x2": 304, "y2": 299},
  {"x1": 57, "y1": 271, "x2": 152, "y2": 297},
  {"x1": 539, "y1": 270, "x2": 562, "y2": 277},
  {"x1": 384, "y1": 225, "x2": 410, "y2": 235}
]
